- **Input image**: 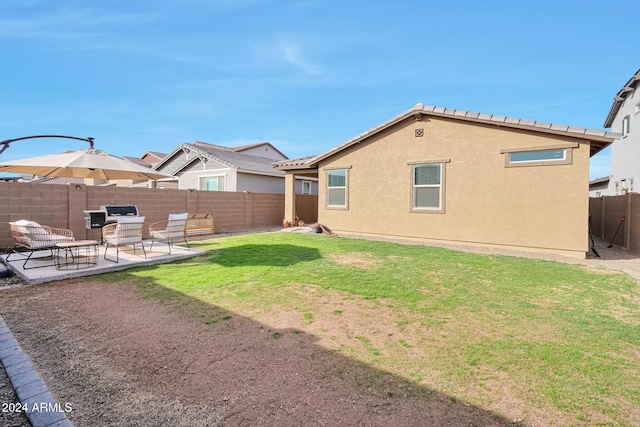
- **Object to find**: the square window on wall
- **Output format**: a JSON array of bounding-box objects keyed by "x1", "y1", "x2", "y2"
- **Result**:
[
  {"x1": 622, "y1": 115, "x2": 630, "y2": 137},
  {"x1": 410, "y1": 160, "x2": 448, "y2": 213},
  {"x1": 199, "y1": 175, "x2": 225, "y2": 191},
  {"x1": 326, "y1": 169, "x2": 347, "y2": 208},
  {"x1": 302, "y1": 181, "x2": 312, "y2": 195}
]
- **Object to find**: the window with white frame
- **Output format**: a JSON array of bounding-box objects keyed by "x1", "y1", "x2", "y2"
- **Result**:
[
  {"x1": 635, "y1": 102, "x2": 640, "y2": 114},
  {"x1": 302, "y1": 180, "x2": 312, "y2": 195},
  {"x1": 622, "y1": 115, "x2": 630, "y2": 137},
  {"x1": 412, "y1": 163, "x2": 444, "y2": 211},
  {"x1": 199, "y1": 175, "x2": 225, "y2": 191},
  {"x1": 326, "y1": 169, "x2": 347, "y2": 208},
  {"x1": 501, "y1": 143, "x2": 577, "y2": 168}
]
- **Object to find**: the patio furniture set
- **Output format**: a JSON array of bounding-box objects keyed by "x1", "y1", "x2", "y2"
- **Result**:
[{"x1": 5, "y1": 212, "x2": 197, "y2": 270}]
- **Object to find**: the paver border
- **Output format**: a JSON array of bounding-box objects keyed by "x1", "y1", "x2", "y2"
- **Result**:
[{"x1": 0, "y1": 315, "x2": 73, "y2": 427}]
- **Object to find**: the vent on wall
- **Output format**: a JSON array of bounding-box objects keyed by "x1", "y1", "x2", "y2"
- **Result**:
[{"x1": 415, "y1": 128, "x2": 424, "y2": 137}]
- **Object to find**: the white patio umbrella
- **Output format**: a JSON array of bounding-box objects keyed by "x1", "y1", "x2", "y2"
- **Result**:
[{"x1": 0, "y1": 141, "x2": 171, "y2": 180}]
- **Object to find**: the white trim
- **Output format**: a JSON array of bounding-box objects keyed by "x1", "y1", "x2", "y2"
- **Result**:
[{"x1": 198, "y1": 173, "x2": 227, "y2": 191}]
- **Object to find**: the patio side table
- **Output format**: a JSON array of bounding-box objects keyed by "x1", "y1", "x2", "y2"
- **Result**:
[{"x1": 54, "y1": 240, "x2": 99, "y2": 270}]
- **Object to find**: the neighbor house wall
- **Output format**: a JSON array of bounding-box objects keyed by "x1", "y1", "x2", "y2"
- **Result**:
[
  {"x1": 607, "y1": 85, "x2": 639, "y2": 196},
  {"x1": 317, "y1": 115, "x2": 591, "y2": 258},
  {"x1": 0, "y1": 182, "x2": 318, "y2": 249}
]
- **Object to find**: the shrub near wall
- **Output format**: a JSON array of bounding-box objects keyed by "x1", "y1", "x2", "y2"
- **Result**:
[{"x1": 0, "y1": 182, "x2": 318, "y2": 249}]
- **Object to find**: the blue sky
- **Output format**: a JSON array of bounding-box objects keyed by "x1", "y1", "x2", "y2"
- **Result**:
[{"x1": 0, "y1": 0, "x2": 637, "y2": 180}]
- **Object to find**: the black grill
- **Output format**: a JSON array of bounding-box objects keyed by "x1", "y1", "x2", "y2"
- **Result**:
[{"x1": 83, "y1": 205, "x2": 139, "y2": 230}]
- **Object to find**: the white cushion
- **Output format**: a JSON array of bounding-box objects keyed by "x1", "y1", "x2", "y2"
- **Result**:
[
  {"x1": 168, "y1": 213, "x2": 188, "y2": 221},
  {"x1": 117, "y1": 216, "x2": 145, "y2": 224},
  {"x1": 13, "y1": 219, "x2": 42, "y2": 234}
]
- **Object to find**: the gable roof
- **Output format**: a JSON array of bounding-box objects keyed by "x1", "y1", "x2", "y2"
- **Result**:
[
  {"x1": 604, "y1": 69, "x2": 640, "y2": 128},
  {"x1": 194, "y1": 141, "x2": 289, "y2": 160},
  {"x1": 274, "y1": 103, "x2": 619, "y2": 170},
  {"x1": 155, "y1": 142, "x2": 285, "y2": 177}
]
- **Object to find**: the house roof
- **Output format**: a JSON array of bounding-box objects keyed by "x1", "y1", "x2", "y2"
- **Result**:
[
  {"x1": 604, "y1": 69, "x2": 640, "y2": 128},
  {"x1": 156, "y1": 142, "x2": 285, "y2": 177},
  {"x1": 194, "y1": 141, "x2": 289, "y2": 160},
  {"x1": 274, "y1": 103, "x2": 619, "y2": 171},
  {"x1": 589, "y1": 176, "x2": 610, "y2": 186},
  {"x1": 122, "y1": 156, "x2": 153, "y2": 168},
  {"x1": 30, "y1": 176, "x2": 85, "y2": 185}
]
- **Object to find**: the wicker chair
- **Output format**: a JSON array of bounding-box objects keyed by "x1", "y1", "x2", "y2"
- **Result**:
[
  {"x1": 102, "y1": 217, "x2": 146, "y2": 263},
  {"x1": 149, "y1": 213, "x2": 189, "y2": 254},
  {"x1": 7, "y1": 220, "x2": 75, "y2": 269}
]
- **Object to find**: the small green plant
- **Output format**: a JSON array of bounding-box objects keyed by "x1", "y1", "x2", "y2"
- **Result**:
[
  {"x1": 272, "y1": 332, "x2": 282, "y2": 339},
  {"x1": 358, "y1": 336, "x2": 381, "y2": 356},
  {"x1": 398, "y1": 339, "x2": 411, "y2": 348},
  {"x1": 332, "y1": 310, "x2": 343, "y2": 315},
  {"x1": 303, "y1": 312, "x2": 313, "y2": 323}
]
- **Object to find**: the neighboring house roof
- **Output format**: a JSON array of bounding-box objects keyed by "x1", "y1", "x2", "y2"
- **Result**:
[
  {"x1": 589, "y1": 176, "x2": 610, "y2": 186},
  {"x1": 122, "y1": 156, "x2": 153, "y2": 168},
  {"x1": 155, "y1": 142, "x2": 286, "y2": 177},
  {"x1": 30, "y1": 176, "x2": 85, "y2": 185},
  {"x1": 194, "y1": 141, "x2": 289, "y2": 160},
  {"x1": 604, "y1": 69, "x2": 640, "y2": 128},
  {"x1": 274, "y1": 103, "x2": 619, "y2": 170}
]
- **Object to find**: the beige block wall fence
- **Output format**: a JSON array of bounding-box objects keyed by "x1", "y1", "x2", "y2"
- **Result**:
[
  {"x1": 0, "y1": 182, "x2": 318, "y2": 249},
  {"x1": 589, "y1": 193, "x2": 640, "y2": 254}
]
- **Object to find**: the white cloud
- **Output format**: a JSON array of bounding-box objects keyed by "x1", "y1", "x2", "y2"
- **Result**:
[{"x1": 276, "y1": 37, "x2": 323, "y2": 76}]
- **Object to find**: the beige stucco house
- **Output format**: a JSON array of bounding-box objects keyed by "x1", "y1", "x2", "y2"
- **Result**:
[{"x1": 274, "y1": 104, "x2": 616, "y2": 258}]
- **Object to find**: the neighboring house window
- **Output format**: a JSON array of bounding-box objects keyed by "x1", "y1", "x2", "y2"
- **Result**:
[
  {"x1": 199, "y1": 175, "x2": 225, "y2": 191},
  {"x1": 409, "y1": 159, "x2": 449, "y2": 213},
  {"x1": 614, "y1": 181, "x2": 620, "y2": 195},
  {"x1": 622, "y1": 115, "x2": 630, "y2": 137},
  {"x1": 326, "y1": 168, "x2": 348, "y2": 208},
  {"x1": 630, "y1": 178, "x2": 634, "y2": 192},
  {"x1": 302, "y1": 181, "x2": 312, "y2": 195},
  {"x1": 635, "y1": 102, "x2": 640, "y2": 114},
  {"x1": 501, "y1": 143, "x2": 577, "y2": 167}
]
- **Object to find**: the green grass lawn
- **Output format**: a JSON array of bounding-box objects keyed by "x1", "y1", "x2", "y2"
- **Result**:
[{"x1": 96, "y1": 232, "x2": 640, "y2": 426}]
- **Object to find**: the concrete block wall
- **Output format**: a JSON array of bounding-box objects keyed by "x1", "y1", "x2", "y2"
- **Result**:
[
  {"x1": 294, "y1": 195, "x2": 319, "y2": 225},
  {"x1": 589, "y1": 193, "x2": 640, "y2": 253},
  {"x1": 1, "y1": 182, "x2": 319, "y2": 248}
]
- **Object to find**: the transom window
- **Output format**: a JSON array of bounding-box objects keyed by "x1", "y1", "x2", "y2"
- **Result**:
[
  {"x1": 199, "y1": 175, "x2": 225, "y2": 191},
  {"x1": 326, "y1": 169, "x2": 347, "y2": 208},
  {"x1": 501, "y1": 143, "x2": 577, "y2": 168},
  {"x1": 509, "y1": 149, "x2": 566, "y2": 163}
]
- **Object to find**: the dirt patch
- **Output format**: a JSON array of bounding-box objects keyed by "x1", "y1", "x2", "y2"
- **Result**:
[
  {"x1": 0, "y1": 279, "x2": 518, "y2": 426},
  {"x1": 327, "y1": 252, "x2": 382, "y2": 269}
]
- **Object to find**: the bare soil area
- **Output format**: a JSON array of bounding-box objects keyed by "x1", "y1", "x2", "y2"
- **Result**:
[{"x1": 0, "y1": 277, "x2": 519, "y2": 426}]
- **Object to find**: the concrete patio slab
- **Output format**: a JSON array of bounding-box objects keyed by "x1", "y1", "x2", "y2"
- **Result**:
[{"x1": 0, "y1": 241, "x2": 203, "y2": 285}]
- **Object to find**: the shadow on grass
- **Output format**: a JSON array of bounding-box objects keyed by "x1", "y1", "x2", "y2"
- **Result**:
[
  {"x1": 208, "y1": 243, "x2": 322, "y2": 267},
  {"x1": 1, "y1": 268, "x2": 518, "y2": 426}
]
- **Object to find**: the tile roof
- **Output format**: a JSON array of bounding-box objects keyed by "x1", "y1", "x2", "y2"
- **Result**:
[
  {"x1": 181, "y1": 143, "x2": 284, "y2": 177},
  {"x1": 274, "y1": 103, "x2": 619, "y2": 170},
  {"x1": 604, "y1": 69, "x2": 640, "y2": 128}
]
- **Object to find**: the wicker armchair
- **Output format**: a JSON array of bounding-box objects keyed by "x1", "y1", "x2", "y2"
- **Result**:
[
  {"x1": 7, "y1": 220, "x2": 75, "y2": 269},
  {"x1": 102, "y1": 217, "x2": 146, "y2": 263},
  {"x1": 149, "y1": 213, "x2": 189, "y2": 254}
]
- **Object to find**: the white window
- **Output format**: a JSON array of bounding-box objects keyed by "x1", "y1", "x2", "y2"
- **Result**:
[
  {"x1": 501, "y1": 143, "x2": 577, "y2": 168},
  {"x1": 509, "y1": 149, "x2": 566, "y2": 163},
  {"x1": 326, "y1": 169, "x2": 347, "y2": 208},
  {"x1": 635, "y1": 102, "x2": 640, "y2": 114},
  {"x1": 412, "y1": 164, "x2": 442, "y2": 210},
  {"x1": 302, "y1": 181, "x2": 312, "y2": 195},
  {"x1": 199, "y1": 175, "x2": 225, "y2": 191},
  {"x1": 622, "y1": 115, "x2": 630, "y2": 137}
]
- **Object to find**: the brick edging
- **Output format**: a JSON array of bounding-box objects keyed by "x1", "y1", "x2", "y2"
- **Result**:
[{"x1": 0, "y1": 315, "x2": 73, "y2": 427}]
